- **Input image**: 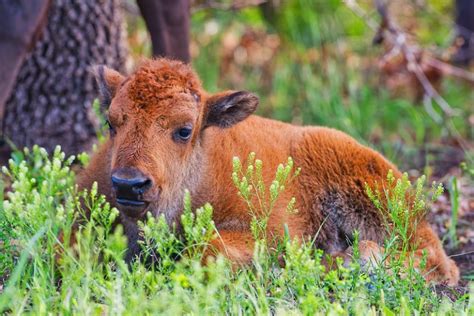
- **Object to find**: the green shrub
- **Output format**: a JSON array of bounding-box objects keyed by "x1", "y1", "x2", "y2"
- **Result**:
[{"x1": 0, "y1": 147, "x2": 471, "y2": 314}]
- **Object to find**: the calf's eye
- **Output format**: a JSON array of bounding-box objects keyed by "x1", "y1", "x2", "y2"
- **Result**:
[{"x1": 174, "y1": 127, "x2": 192, "y2": 142}]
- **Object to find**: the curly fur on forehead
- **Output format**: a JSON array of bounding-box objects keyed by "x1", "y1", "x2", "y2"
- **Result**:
[{"x1": 127, "y1": 58, "x2": 202, "y2": 108}]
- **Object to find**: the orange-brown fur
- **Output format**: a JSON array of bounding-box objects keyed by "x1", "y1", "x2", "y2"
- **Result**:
[{"x1": 77, "y1": 58, "x2": 459, "y2": 285}]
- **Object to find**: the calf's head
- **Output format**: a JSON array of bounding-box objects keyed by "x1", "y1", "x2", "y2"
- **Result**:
[{"x1": 95, "y1": 59, "x2": 258, "y2": 220}]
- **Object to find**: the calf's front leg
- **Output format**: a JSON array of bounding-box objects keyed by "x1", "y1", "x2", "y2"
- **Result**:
[{"x1": 204, "y1": 230, "x2": 255, "y2": 265}]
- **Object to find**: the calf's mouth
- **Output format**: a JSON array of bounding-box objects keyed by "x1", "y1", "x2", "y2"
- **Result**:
[{"x1": 110, "y1": 167, "x2": 155, "y2": 219}]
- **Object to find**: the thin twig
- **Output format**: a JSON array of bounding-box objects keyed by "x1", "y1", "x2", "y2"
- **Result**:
[
  {"x1": 192, "y1": 0, "x2": 267, "y2": 12},
  {"x1": 423, "y1": 95, "x2": 442, "y2": 123},
  {"x1": 425, "y1": 57, "x2": 474, "y2": 82},
  {"x1": 373, "y1": 0, "x2": 456, "y2": 117},
  {"x1": 343, "y1": 0, "x2": 378, "y2": 30},
  {"x1": 347, "y1": 1, "x2": 474, "y2": 104},
  {"x1": 344, "y1": 0, "x2": 474, "y2": 152},
  {"x1": 448, "y1": 250, "x2": 474, "y2": 258}
]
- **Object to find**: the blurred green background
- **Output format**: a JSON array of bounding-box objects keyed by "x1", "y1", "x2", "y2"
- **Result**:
[{"x1": 127, "y1": 0, "x2": 473, "y2": 174}]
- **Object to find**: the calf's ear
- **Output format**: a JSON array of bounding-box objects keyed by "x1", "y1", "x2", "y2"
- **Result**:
[
  {"x1": 205, "y1": 91, "x2": 259, "y2": 128},
  {"x1": 93, "y1": 65, "x2": 125, "y2": 110}
]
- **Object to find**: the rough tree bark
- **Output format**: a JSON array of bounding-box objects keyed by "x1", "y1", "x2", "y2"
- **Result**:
[{"x1": 2, "y1": 0, "x2": 127, "y2": 155}]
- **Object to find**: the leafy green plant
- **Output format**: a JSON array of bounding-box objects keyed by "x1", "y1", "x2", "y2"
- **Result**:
[
  {"x1": 92, "y1": 98, "x2": 109, "y2": 144},
  {"x1": 366, "y1": 171, "x2": 443, "y2": 256},
  {"x1": 461, "y1": 162, "x2": 474, "y2": 180},
  {"x1": 0, "y1": 147, "x2": 471, "y2": 314},
  {"x1": 364, "y1": 171, "x2": 450, "y2": 309},
  {"x1": 448, "y1": 176, "x2": 460, "y2": 248},
  {"x1": 232, "y1": 152, "x2": 299, "y2": 242},
  {"x1": 139, "y1": 190, "x2": 216, "y2": 272}
]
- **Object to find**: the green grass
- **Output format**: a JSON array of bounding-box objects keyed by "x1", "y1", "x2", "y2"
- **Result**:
[
  {"x1": 0, "y1": 147, "x2": 472, "y2": 314},
  {"x1": 447, "y1": 176, "x2": 460, "y2": 248}
]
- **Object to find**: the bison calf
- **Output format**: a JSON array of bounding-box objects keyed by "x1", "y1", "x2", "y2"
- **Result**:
[{"x1": 77, "y1": 58, "x2": 459, "y2": 285}]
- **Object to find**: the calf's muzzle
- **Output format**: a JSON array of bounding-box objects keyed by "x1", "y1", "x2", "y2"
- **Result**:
[{"x1": 111, "y1": 168, "x2": 152, "y2": 208}]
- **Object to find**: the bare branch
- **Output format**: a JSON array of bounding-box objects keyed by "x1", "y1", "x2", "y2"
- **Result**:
[
  {"x1": 344, "y1": 0, "x2": 474, "y2": 118},
  {"x1": 425, "y1": 57, "x2": 474, "y2": 82},
  {"x1": 344, "y1": 0, "x2": 474, "y2": 152},
  {"x1": 192, "y1": 0, "x2": 267, "y2": 12}
]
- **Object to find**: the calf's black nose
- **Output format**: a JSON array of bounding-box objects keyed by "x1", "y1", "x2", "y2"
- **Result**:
[{"x1": 111, "y1": 168, "x2": 152, "y2": 205}]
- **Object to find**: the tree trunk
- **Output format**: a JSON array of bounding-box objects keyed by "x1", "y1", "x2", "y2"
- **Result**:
[
  {"x1": 453, "y1": 0, "x2": 474, "y2": 64},
  {"x1": 0, "y1": 0, "x2": 51, "y2": 114},
  {"x1": 2, "y1": 0, "x2": 127, "y2": 156},
  {"x1": 136, "y1": 0, "x2": 190, "y2": 62}
]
